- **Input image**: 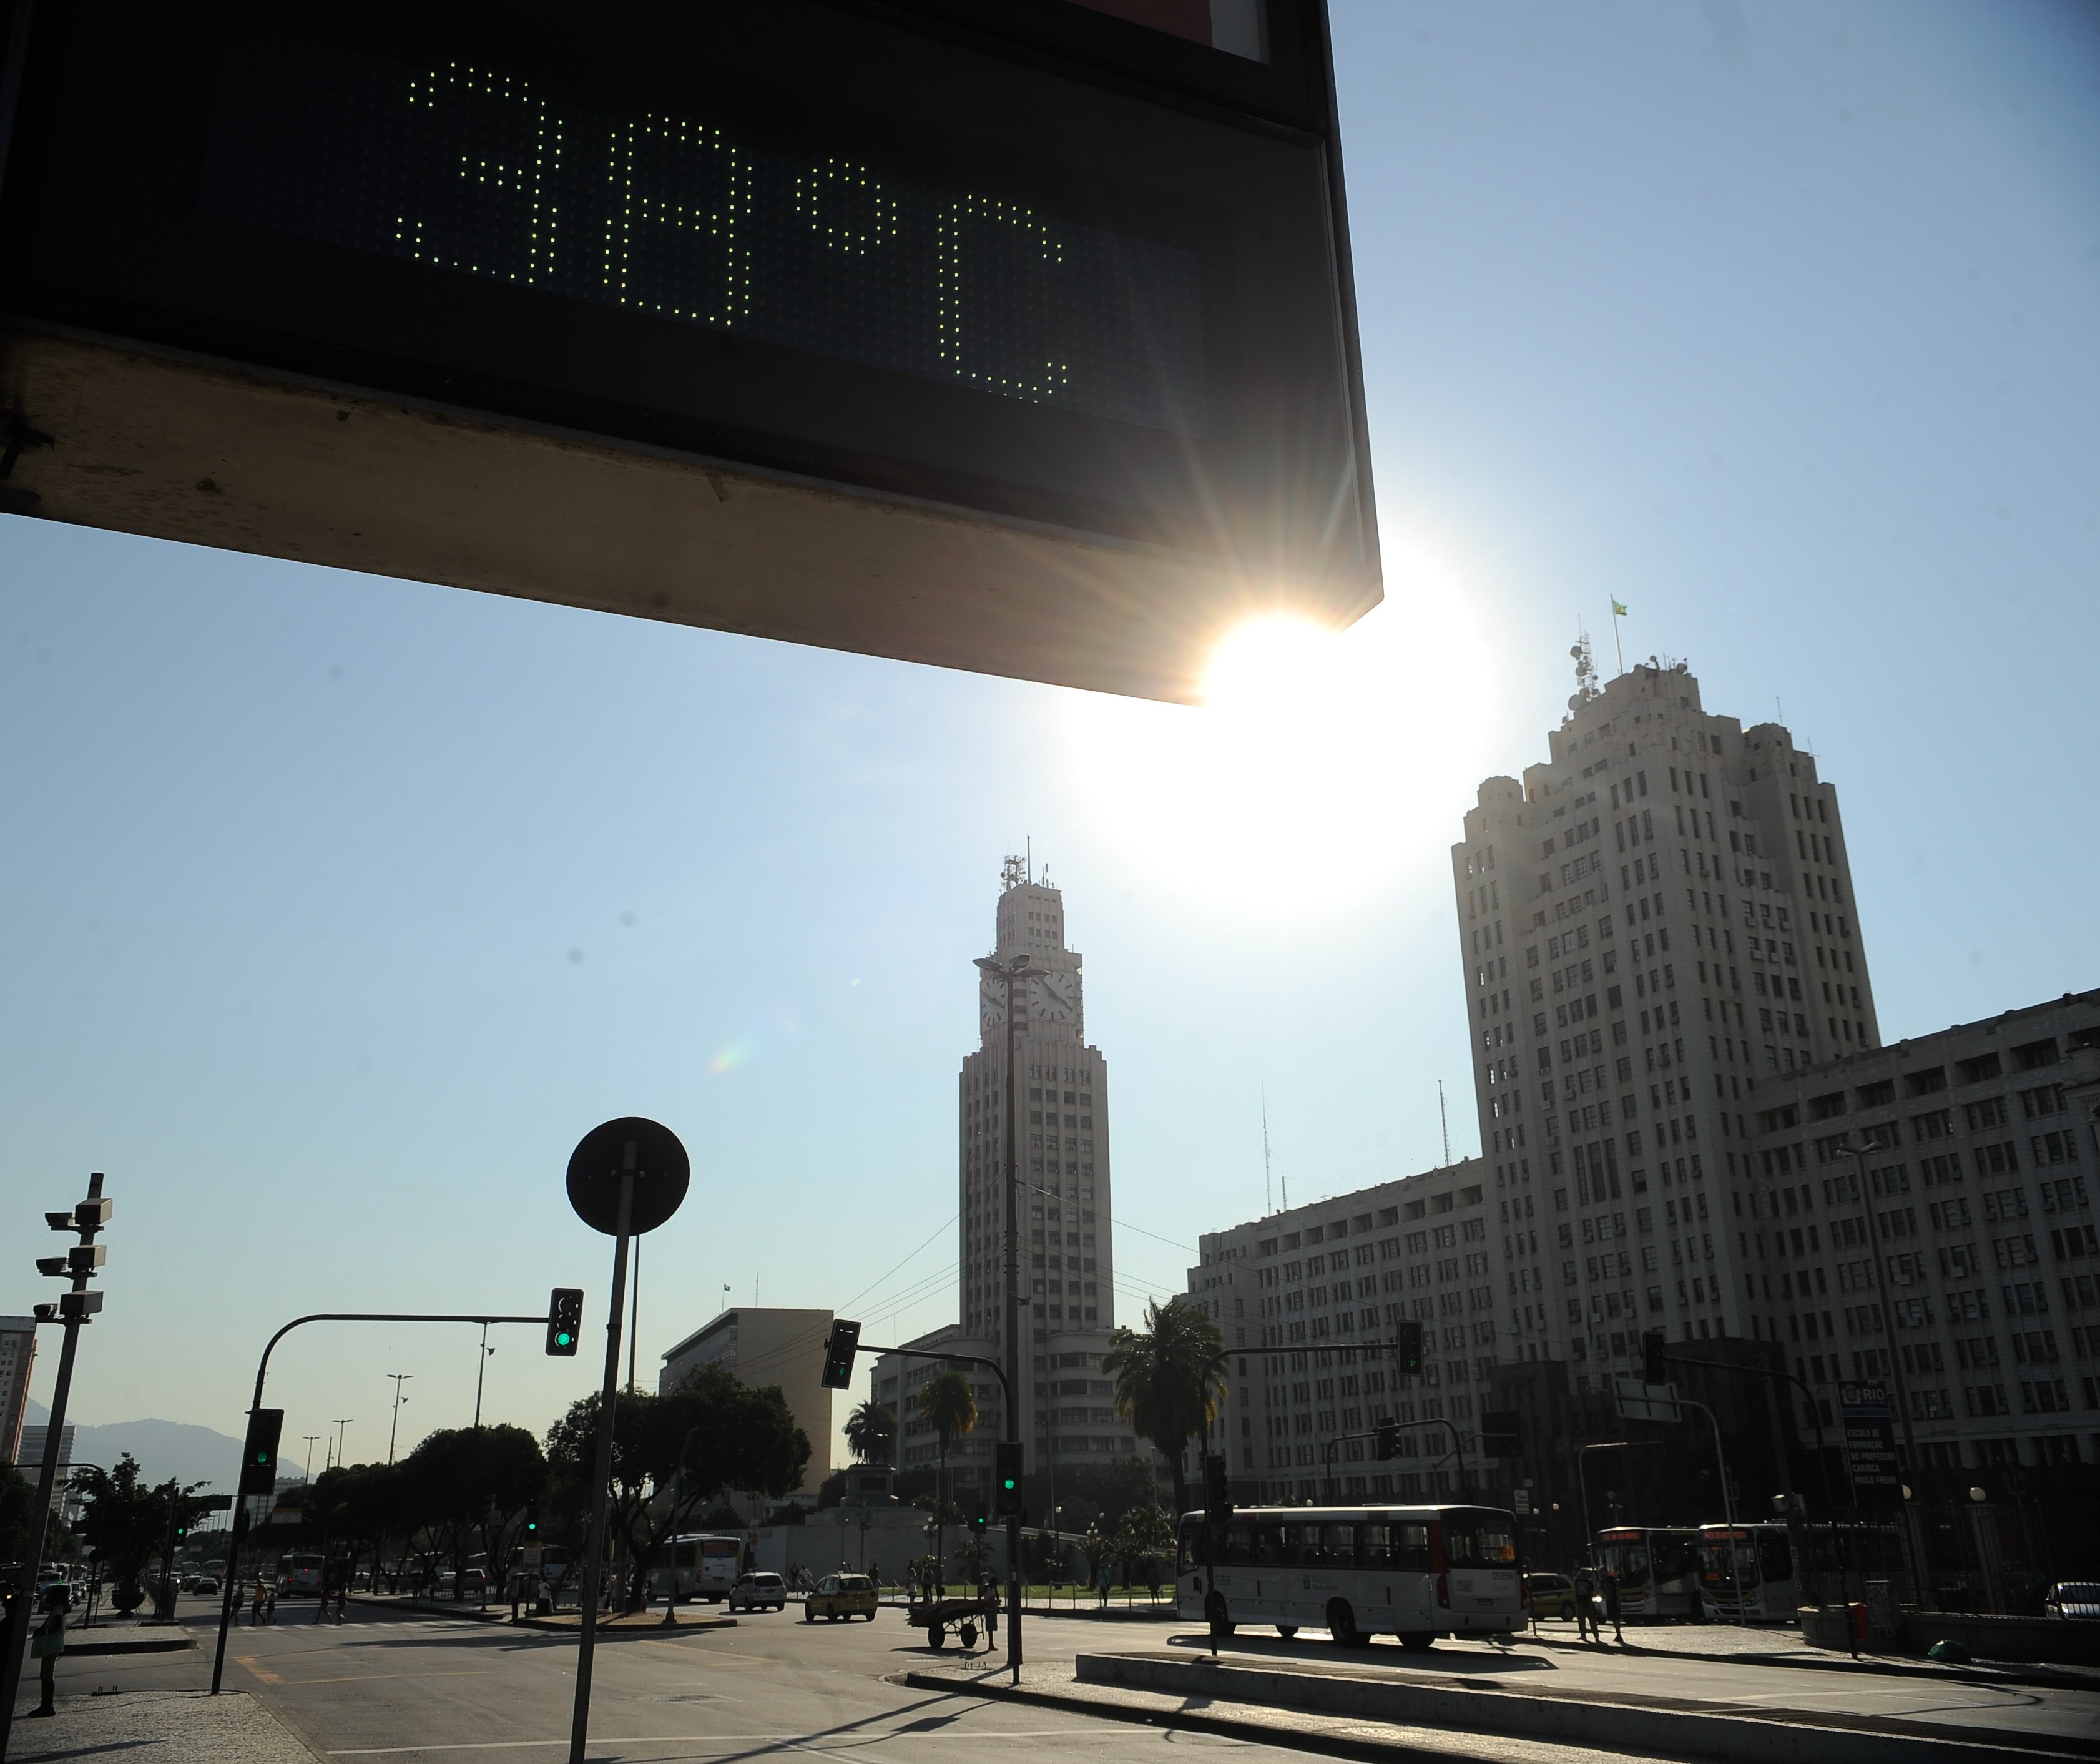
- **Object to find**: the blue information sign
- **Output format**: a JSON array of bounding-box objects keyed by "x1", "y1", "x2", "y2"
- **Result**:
[{"x1": 1840, "y1": 1381, "x2": 1901, "y2": 1512}]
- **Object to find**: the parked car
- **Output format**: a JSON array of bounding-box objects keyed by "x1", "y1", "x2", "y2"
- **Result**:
[
  {"x1": 803, "y1": 1573, "x2": 878, "y2": 1622},
  {"x1": 1524, "y1": 1572, "x2": 1579, "y2": 1620},
  {"x1": 2044, "y1": 1582, "x2": 2100, "y2": 1620},
  {"x1": 727, "y1": 1572, "x2": 787, "y2": 1613}
]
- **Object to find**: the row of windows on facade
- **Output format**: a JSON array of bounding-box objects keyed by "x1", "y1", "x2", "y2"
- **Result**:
[
  {"x1": 1763, "y1": 1039, "x2": 2088, "y2": 1133},
  {"x1": 1260, "y1": 1306, "x2": 1498, "y2": 1351},
  {"x1": 1254, "y1": 1190, "x2": 1485, "y2": 1258}
]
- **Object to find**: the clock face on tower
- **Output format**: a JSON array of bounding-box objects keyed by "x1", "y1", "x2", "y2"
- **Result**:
[
  {"x1": 979, "y1": 976, "x2": 1008, "y2": 1041},
  {"x1": 1041, "y1": 970, "x2": 1080, "y2": 1023}
]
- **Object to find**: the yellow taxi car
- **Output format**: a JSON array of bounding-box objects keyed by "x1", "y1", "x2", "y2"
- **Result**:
[{"x1": 803, "y1": 1572, "x2": 878, "y2": 1622}]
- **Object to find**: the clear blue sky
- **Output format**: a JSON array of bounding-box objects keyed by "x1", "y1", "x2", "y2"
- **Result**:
[{"x1": 4, "y1": 0, "x2": 2096, "y2": 1475}]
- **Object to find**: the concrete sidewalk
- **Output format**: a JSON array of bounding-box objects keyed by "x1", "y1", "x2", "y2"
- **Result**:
[
  {"x1": 1522, "y1": 1616, "x2": 2100, "y2": 1689},
  {"x1": 7, "y1": 1688, "x2": 318, "y2": 1764}
]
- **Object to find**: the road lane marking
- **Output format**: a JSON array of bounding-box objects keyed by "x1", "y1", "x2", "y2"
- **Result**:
[
  {"x1": 328, "y1": 1732, "x2": 1137, "y2": 1756},
  {"x1": 234, "y1": 1654, "x2": 282, "y2": 1683}
]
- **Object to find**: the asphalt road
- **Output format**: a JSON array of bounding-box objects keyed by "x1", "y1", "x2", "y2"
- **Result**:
[{"x1": 19, "y1": 1594, "x2": 2100, "y2": 1760}]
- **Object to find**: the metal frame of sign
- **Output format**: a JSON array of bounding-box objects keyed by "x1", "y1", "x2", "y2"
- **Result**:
[{"x1": 0, "y1": 0, "x2": 1378, "y2": 702}]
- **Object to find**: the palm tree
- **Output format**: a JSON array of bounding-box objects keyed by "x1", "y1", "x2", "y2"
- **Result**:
[
  {"x1": 843, "y1": 1399, "x2": 897, "y2": 1467},
  {"x1": 1102, "y1": 1297, "x2": 1227, "y2": 1519},
  {"x1": 916, "y1": 1369, "x2": 978, "y2": 1589}
]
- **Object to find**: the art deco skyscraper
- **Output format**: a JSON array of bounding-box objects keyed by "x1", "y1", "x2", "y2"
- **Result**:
[{"x1": 1454, "y1": 651, "x2": 1882, "y2": 1387}]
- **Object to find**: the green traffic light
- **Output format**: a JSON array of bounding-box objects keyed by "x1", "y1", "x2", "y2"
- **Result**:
[{"x1": 556, "y1": 1330, "x2": 573, "y2": 1347}]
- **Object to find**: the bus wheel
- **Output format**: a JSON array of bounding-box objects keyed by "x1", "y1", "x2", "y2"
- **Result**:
[
  {"x1": 1327, "y1": 1601, "x2": 1363, "y2": 1648},
  {"x1": 1275, "y1": 1626, "x2": 1298, "y2": 1641},
  {"x1": 1205, "y1": 1594, "x2": 1235, "y2": 1638},
  {"x1": 1398, "y1": 1632, "x2": 1434, "y2": 1653}
]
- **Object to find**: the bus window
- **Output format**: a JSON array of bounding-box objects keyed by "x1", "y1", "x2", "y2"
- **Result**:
[
  {"x1": 1225, "y1": 1524, "x2": 1257, "y2": 1566},
  {"x1": 1759, "y1": 1534, "x2": 1792, "y2": 1585},
  {"x1": 1362, "y1": 1524, "x2": 1395, "y2": 1568},
  {"x1": 1445, "y1": 1517, "x2": 1516, "y2": 1564},
  {"x1": 1320, "y1": 1524, "x2": 1356, "y2": 1565},
  {"x1": 675, "y1": 1544, "x2": 696, "y2": 1569},
  {"x1": 1251, "y1": 1524, "x2": 1279, "y2": 1566},
  {"x1": 1276, "y1": 1524, "x2": 1309, "y2": 1566}
]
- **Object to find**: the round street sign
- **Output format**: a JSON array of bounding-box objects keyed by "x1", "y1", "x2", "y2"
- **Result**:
[{"x1": 566, "y1": 1117, "x2": 690, "y2": 1236}]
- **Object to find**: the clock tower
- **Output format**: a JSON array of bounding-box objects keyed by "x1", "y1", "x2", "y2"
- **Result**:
[{"x1": 954, "y1": 855, "x2": 1140, "y2": 1492}]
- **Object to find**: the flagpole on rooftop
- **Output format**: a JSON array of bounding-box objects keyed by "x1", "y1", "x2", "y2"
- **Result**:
[{"x1": 1609, "y1": 599, "x2": 1627, "y2": 676}]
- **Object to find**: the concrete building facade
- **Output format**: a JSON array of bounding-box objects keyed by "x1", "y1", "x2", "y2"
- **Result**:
[
  {"x1": 659, "y1": 1306, "x2": 834, "y2": 1502},
  {"x1": 0, "y1": 1319, "x2": 35, "y2": 1466},
  {"x1": 1454, "y1": 653, "x2": 1882, "y2": 1391},
  {"x1": 874, "y1": 855, "x2": 1142, "y2": 1500},
  {"x1": 1743, "y1": 990, "x2": 2100, "y2": 1467},
  {"x1": 1185, "y1": 1157, "x2": 1492, "y2": 1505}
]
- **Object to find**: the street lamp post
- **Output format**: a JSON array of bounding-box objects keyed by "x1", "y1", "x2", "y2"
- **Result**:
[
  {"x1": 386, "y1": 1374, "x2": 413, "y2": 1464},
  {"x1": 1835, "y1": 1138, "x2": 1936, "y2": 1599}
]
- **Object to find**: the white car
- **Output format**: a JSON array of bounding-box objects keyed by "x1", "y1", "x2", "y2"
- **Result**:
[{"x1": 727, "y1": 1572, "x2": 787, "y2": 1613}]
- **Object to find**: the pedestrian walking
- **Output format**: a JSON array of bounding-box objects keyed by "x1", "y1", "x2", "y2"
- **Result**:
[
  {"x1": 250, "y1": 1577, "x2": 267, "y2": 1627},
  {"x1": 27, "y1": 1583, "x2": 70, "y2": 1718},
  {"x1": 1602, "y1": 1568, "x2": 1624, "y2": 1644},
  {"x1": 980, "y1": 1572, "x2": 999, "y2": 1648},
  {"x1": 333, "y1": 1578, "x2": 349, "y2": 1625},
  {"x1": 1571, "y1": 1564, "x2": 1597, "y2": 1642},
  {"x1": 265, "y1": 1580, "x2": 278, "y2": 1624},
  {"x1": 870, "y1": 1560, "x2": 882, "y2": 1600}
]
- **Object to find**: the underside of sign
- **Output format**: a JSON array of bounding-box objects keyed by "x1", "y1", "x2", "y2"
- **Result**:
[
  {"x1": 0, "y1": 0, "x2": 1380, "y2": 702},
  {"x1": 0, "y1": 322, "x2": 1287, "y2": 702}
]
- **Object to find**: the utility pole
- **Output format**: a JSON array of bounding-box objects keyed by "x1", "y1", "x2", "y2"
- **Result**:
[
  {"x1": 303, "y1": 1436, "x2": 322, "y2": 1480},
  {"x1": 386, "y1": 1374, "x2": 412, "y2": 1464},
  {"x1": 331, "y1": 1419, "x2": 352, "y2": 1472},
  {"x1": 0, "y1": 1171, "x2": 113, "y2": 1760}
]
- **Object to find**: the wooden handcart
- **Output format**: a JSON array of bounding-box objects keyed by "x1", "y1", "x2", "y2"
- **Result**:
[{"x1": 905, "y1": 1595, "x2": 996, "y2": 1650}]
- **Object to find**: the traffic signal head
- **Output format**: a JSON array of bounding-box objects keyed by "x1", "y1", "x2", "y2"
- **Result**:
[
  {"x1": 1203, "y1": 1451, "x2": 1232, "y2": 1521},
  {"x1": 1641, "y1": 1330, "x2": 1668, "y2": 1387},
  {"x1": 239, "y1": 1408, "x2": 285, "y2": 1496},
  {"x1": 546, "y1": 1288, "x2": 584, "y2": 1357},
  {"x1": 820, "y1": 1318, "x2": 861, "y2": 1391},
  {"x1": 1395, "y1": 1318, "x2": 1423, "y2": 1377},
  {"x1": 971, "y1": 1499, "x2": 988, "y2": 1531},
  {"x1": 994, "y1": 1440, "x2": 1024, "y2": 1516},
  {"x1": 524, "y1": 1506, "x2": 539, "y2": 1535},
  {"x1": 1373, "y1": 1418, "x2": 1400, "y2": 1461}
]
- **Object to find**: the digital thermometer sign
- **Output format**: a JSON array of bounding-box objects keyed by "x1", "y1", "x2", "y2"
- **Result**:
[{"x1": 0, "y1": 0, "x2": 1378, "y2": 701}]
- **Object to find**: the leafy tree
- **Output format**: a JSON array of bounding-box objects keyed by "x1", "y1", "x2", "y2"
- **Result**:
[
  {"x1": 1111, "y1": 1502, "x2": 1174, "y2": 1589},
  {"x1": 915, "y1": 1370, "x2": 976, "y2": 1581},
  {"x1": 844, "y1": 1399, "x2": 897, "y2": 1466},
  {"x1": 69, "y1": 1456, "x2": 212, "y2": 1612},
  {"x1": 0, "y1": 1465, "x2": 36, "y2": 1563},
  {"x1": 305, "y1": 1462, "x2": 407, "y2": 1592},
  {"x1": 399, "y1": 1427, "x2": 546, "y2": 1596},
  {"x1": 1101, "y1": 1298, "x2": 1227, "y2": 1519},
  {"x1": 545, "y1": 1362, "x2": 808, "y2": 1611}
]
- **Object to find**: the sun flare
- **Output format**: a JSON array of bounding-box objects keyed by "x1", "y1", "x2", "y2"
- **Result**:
[{"x1": 1060, "y1": 543, "x2": 1502, "y2": 914}]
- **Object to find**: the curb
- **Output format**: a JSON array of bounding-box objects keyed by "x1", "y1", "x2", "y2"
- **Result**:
[
  {"x1": 62, "y1": 1635, "x2": 197, "y2": 1657},
  {"x1": 1071, "y1": 1649, "x2": 2072, "y2": 1764},
  {"x1": 1520, "y1": 1627, "x2": 2097, "y2": 1692}
]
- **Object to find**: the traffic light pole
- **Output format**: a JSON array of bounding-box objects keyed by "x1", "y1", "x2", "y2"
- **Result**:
[
  {"x1": 209, "y1": 1309, "x2": 552, "y2": 1696},
  {"x1": 568, "y1": 1173, "x2": 634, "y2": 1764}
]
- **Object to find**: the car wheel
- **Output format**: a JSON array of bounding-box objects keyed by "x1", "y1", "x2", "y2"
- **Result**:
[
  {"x1": 1560, "y1": 1603, "x2": 1575, "y2": 1621},
  {"x1": 803, "y1": 1606, "x2": 813, "y2": 1624}
]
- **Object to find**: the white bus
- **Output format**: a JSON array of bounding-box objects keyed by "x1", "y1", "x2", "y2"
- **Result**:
[
  {"x1": 1594, "y1": 1527, "x2": 1702, "y2": 1618},
  {"x1": 1697, "y1": 1523, "x2": 1800, "y2": 1620},
  {"x1": 653, "y1": 1534, "x2": 743, "y2": 1604},
  {"x1": 1177, "y1": 1505, "x2": 1524, "y2": 1652}
]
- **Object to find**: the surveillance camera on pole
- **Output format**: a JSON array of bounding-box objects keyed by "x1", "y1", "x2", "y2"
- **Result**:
[{"x1": 0, "y1": 1173, "x2": 112, "y2": 1755}]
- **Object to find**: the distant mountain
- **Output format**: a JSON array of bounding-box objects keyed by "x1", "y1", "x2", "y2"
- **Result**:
[{"x1": 22, "y1": 1399, "x2": 255, "y2": 1494}]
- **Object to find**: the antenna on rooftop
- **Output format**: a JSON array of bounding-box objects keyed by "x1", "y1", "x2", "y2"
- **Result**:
[
  {"x1": 1438, "y1": 1079, "x2": 1451, "y2": 1168},
  {"x1": 1262, "y1": 1086, "x2": 1274, "y2": 1215}
]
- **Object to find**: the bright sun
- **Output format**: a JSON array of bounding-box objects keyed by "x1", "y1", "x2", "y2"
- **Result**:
[{"x1": 1059, "y1": 541, "x2": 1501, "y2": 914}]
